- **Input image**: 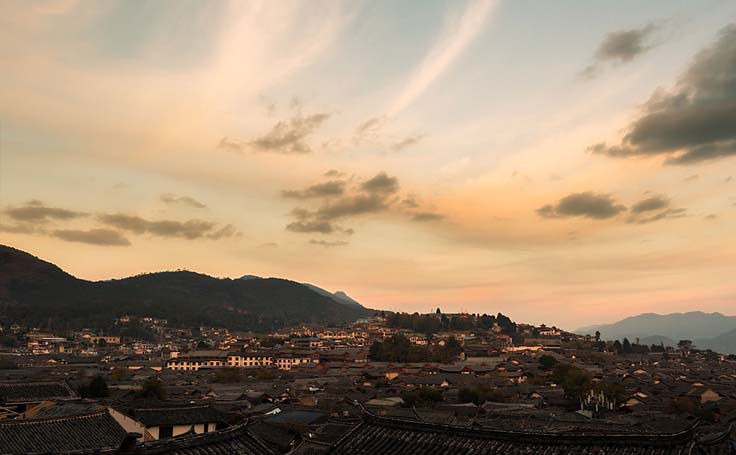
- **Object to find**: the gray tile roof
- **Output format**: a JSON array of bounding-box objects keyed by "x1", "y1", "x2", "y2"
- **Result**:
[
  {"x1": 0, "y1": 411, "x2": 127, "y2": 455},
  {"x1": 330, "y1": 407, "x2": 723, "y2": 455}
]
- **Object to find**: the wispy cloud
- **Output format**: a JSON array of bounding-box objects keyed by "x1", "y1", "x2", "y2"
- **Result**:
[
  {"x1": 4, "y1": 201, "x2": 87, "y2": 223},
  {"x1": 391, "y1": 134, "x2": 424, "y2": 152},
  {"x1": 160, "y1": 193, "x2": 207, "y2": 209},
  {"x1": 387, "y1": 0, "x2": 497, "y2": 116},
  {"x1": 309, "y1": 239, "x2": 349, "y2": 247}
]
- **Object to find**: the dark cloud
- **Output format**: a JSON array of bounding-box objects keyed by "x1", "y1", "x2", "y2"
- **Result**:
[
  {"x1": 705, "y1": 214, "x2": 719, "y2": 220},
  {"x1": 582, "y1": 24, "x2": 657, "y2": 77},
  {"x1": 684, "y1": 174, "x2": 699, "y2": 182},
  {"x1": 401, "y1": 197, "x2": 420, "y2": 208},
  {"x1": 160, "y1": 193, "x2": 207, "y2": 209},
  {"x1": 630, "y1": 195, "x2": 669, "y2": 214},
  {"x1": 324, "y1": 169, "x2": 344, "y2": 178},
  {"x1": 589, "y1": 25, "x2": 736, "y2": 165},
  {"x1": 626, "y1": 195, "x2": 687, "y2": 224},
  {"x1": 360, "y1": 172, "x2": 400, "y2": 195},
  {"x1": 285, "y1": 172, "x2": 400, "y2": 235},
  {"x1": 4, "y1": 202, "x2": 87, "y2": 222},
  {"x1": 52, "y1": 228, "x2": 130, "y2": 246},
  {"x1": 98, "y1": 213, "x2": 234, "y2": 240},
  {"x1": 282, "y1": 180, "x2": 346, "y2": 199},
  {"x1": 537, "y1": 192, "x2": 626, "y2": 220},
  {"x1": 250, "y1": 112, "x2": 329, "y2": 154},
  {"x1": 596, "y1": 24, "x2": 657, "y2": 62},
  {"x1": 286, "y1": 219, "x2": 338, "y2": 234},
  {"x1": 316, "y1": 194, "x2": 391, "y2": 220},
  {"x1": 391, "y1": 134, "x2": 424, "y2": 152},
  {"x1": 412, "y1": 212, "x2": 445, "y2": 222},
  {"x1": 309, "y1": 239, "x2": 349, "y2": 247}
]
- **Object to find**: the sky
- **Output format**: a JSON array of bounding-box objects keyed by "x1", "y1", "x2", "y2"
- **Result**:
[{"x1": 1, "y1": 1, "x2": 735, "y2": 330}]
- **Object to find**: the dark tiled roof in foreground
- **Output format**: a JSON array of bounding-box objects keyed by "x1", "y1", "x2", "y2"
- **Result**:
[
  {"x1": 0, "y1": 381, "x2": 78, "y2": 404},
  {"x1": 132, "y1": 405, "x2": 223, "y2": 426},
  {"x1": 0, "y1": 411, "x2": 127, "y2": 455},
  {"x1": 122, "y1": 421, "x2": 279, "y2": 455},
  {"x1": 330, "y1": 408, "x2": 731, "y2": 455}
]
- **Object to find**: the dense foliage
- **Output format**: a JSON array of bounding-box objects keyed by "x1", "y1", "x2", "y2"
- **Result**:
[
  {"x1": 551, "y1": 363, "x2": 591, "y2": 399},
  {"x1": 458, "y1": 386, "x2": 506, "y2": 405},
  {"x1": 78, "y1": 375, "x2": 109, "y2": 398},
  {"x1": 384, "y1": 311, "x2": 516, "y2": 335},
  {"x1": 136, "y1": 377, "x2": 166, "y2": 400},
  {"x1": 400, "y1": 387, "x2": 444, "y2": 407},
  {"x1": 369, "y1": 335, "x2": 463, "y2": 363}
]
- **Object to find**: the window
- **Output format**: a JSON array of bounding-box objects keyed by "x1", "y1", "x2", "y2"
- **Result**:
[{"x1": 159, "y1": 426, "x2": 173, "y2": 439}]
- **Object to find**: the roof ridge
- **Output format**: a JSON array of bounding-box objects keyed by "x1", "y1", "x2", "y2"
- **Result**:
[
  {"x1": 357, "y1": 403, "x2": 701, "y2": 445},
  {"x1": 0, "y1": 410, "x2": 109, "y2": 426},
  {"x1": 135, "y1": 404, "x2": 212, "y2": 411}
]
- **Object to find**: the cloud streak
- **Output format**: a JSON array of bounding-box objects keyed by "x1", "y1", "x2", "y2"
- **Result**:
[
  {"x1": 52, "y1": 228, "x2": 131, "y2": 246},
  {"x1": 160, "y1": 193, "x2": 207, "y2": 209},
  {"x1": 282, "y1": 180, "x2": 346, "y2": 199},
  {"x1": 98, "y1": 213, "x2": 233, "y2": 240},
  {"x1": 387, "y1": 0, "x2": 497, "y2": 116},
  {"x1": 4, "y1": 202, "x2": 87, "y2": 223}
]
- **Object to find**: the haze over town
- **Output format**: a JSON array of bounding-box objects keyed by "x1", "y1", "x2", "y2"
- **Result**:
[{"x1": 2, "y1": 1, "x2": 736, "y2": 329}]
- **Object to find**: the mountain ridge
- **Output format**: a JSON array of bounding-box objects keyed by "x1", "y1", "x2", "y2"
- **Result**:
[
  {"x1": 0, "y1": 245, "x2": 372, "y2": 332},
  {"x1": 576, "y1": 311, "x2": 736, "y2": 354}
]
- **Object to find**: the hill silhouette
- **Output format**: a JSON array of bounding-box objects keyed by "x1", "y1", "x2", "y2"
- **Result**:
[{"x1": 0, "y1": 245, "x2": 372, "y2": 332}]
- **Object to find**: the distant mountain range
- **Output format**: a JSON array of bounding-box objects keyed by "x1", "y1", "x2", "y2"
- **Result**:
[
  {"x1": 576, "y1": 311, "x2": 736, "y2": 354},
  {"x1": 240, "y1": 276, "x2": 363, "y2": 309},
  {"x1": 0, "y1": 245, "x2": 372, "y2": 332}
]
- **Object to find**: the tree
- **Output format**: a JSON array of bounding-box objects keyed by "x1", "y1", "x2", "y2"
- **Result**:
[
  {"x1": 677, "y1": 340, "x2": 693, "y2": 354},
  {"x1": 622, "y1": 338, "x2": 633, "y2": 354},
  {"x1": 213, "y1": 367, "x2": 242, "y2": 383},
  {"x1": 136, "y1": 377, "x2": 165, "y2": 400},
  {"x1": 401, "y1": 387, "x2": 443, "y2": 408},
  {"x1": 436, "y1": 308, "x2": 441, "y2": 315},
  {"x1": 595, "y1": 331, "x2": 601, "y2": 342},
  {"x1": 552, "y1": 363, "x2": 591, "y2": 400},
  {"x1": 612, "y1": 340, "x2": 622, "y2": 354},
  {"x1": 79, "y1": 375, "x2": 109, "y2": 398},
  {"x1": 539, "y1": 355, "x2": 557, "y2": 371},
  {"x1": 111, "y1": 368, "x2": 131, "y2": 381}
]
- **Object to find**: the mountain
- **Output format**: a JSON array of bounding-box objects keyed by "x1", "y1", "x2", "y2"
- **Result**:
[
  {"x1": 638, "y1": 335, "x2": 676, "y2": 348},
  {"x1": 577, "y1": 312, "x2": 736, "y2": 354},
  {"x1": 301, "y1": 284, "x2": 363, "y2": 308},
  {"x1": 697, "y1": 329, "x2": 736, "y2": 355},
  {"x1": 239, "y1": 276, "x2": 364, "y2": 308},
  {"x1": 0, "y1": 245, "x2": 372, "y2": 332}
]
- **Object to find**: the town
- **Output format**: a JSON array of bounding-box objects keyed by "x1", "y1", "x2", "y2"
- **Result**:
[{"x1": 1, "y1": 310, "x2": 735, "y2": 453}]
